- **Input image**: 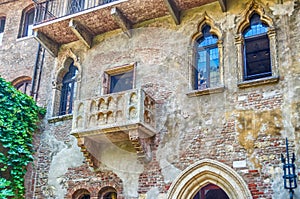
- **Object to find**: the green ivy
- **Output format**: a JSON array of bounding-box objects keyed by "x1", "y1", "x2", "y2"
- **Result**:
[{"x1": 0, "y1": 77, "x2": 45, "y2": 199}]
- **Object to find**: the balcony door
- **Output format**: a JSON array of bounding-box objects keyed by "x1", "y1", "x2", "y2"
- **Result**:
[{"x1": 68, "y1": 0, "x2": 85, "y2": 14}]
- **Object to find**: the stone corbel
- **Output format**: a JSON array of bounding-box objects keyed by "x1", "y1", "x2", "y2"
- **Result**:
[
  {"x1": 74, "y1": 135, "x2": 96, "y2": 168},
  {"x1": 129, "y1": 129, "x2": 152, "y2": 163}
]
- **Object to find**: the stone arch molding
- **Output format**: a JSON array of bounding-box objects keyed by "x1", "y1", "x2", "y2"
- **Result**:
[
  {"x1": 190, "y1": 12, "x2": 222, "y2": 43},
  {"x1": 54, "y1": 48, "x2": 82, "y2": 86},
  {"x1": 51, "y1": 48, "x2": 82, "y2": 116},
  {"x1": 166, "y1": 159, "x2": 253, "y2": 199},
  {"x1": 236, "y1": 0, "x2": 274, "y2": 35}
]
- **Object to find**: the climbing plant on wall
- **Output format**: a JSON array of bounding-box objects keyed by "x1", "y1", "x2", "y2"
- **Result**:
[{"x1": 0, "y1": 77, "x2": 45, "y2": 199}]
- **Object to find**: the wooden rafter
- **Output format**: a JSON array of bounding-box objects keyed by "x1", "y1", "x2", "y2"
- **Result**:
[
  {"x1": 218, "y1": 0, "x2": 227, "y2": 12},
  {"x1": 111, "y1": 7, "x2": 132, "y2": 38},
  {"x1": 34, "y1": 31, "x2": 59, "y2": 57},
  {"x1": 163, "y1": 0, "x2": 180, "y2": 25},
  {"x1": 69, "y1": 19, "x2": 93, "y2": 48}
]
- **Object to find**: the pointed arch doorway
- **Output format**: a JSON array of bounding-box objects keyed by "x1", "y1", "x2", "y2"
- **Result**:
[{"x1": 167, "y1": 159, "x2": 253, "y2": 199}]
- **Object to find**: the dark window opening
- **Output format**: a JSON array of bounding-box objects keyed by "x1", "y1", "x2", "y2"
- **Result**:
[
  {"x1": 0, "y1": 17, "x2": 5, "y2": 43},
  {"x1": 23, "y1": 9, "x2": 34, "y2": 37},
  {"x1": 79, "y1": 194, "x2": 90, "y2": 199},
  {"x1": 193, "y1": 184, "x2": 229, "y2": 199},
  {"x1": 0, "y1": 17, "x2": 5, "y2": 33},
  {"x1": 59, "y1": 62, "x2": 78, "y2": 115},
  {"x1": 103, "y1": 192, "x2": 117, "y2": 199},
  {"x1": 15, "y1": 80, "x2": 31, "y2": 95},
  {"x1": 109, "y1": 70, "x2": 133, "y2": 93},
  {"x1": 243, "y1": 13, "x2": 271, "y2": 80},
  {"x1": 195, "y1": 25, "x2": 219, "y2": 90}
]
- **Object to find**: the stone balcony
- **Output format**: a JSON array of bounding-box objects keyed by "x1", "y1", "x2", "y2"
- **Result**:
[{"x1": 71, "y1": 88, "x2": 156, "y2": 167}]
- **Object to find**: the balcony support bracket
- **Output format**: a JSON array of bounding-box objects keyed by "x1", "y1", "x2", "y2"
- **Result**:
[
  {"x1": 129, "y1": 129, "x2": 152, "y2": 163},
  {"x1": 111, "y1": 7, "x2": 132, "y2": 38},
  {"x1": 69, "y1": 19, "x2": 93, "y2": 48},
  {"x1": 34, "y1": 31, "x2": 59, "y2": 57},
  {"x1": 163, "y1": 0, "x2": 180, "y2": 25},
  {"x1": 218, "y1": 0, "x2": 227, "y2": 12}
]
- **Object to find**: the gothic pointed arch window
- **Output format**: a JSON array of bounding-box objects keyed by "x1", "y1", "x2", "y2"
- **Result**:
[
  {"x1": 188, "y1": 15, "x2": 224, "y2": 97},
  {"x1": 59, "y1": 61, "x2": 78, "y2": 115},
  {"x1": 195, "y1": 25, "x2": 220, "y2": 90},
  {"x1": 235, "y1": 3, "x2": 279, "y2": 88},
  {"x1": 242, "y1": 13, "x2": 271, "y2": 80}
]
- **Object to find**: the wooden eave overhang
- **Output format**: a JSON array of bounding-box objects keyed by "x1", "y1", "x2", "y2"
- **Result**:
[{"x1": 33, "y1": 0, "x2": 226, "y2": 56}]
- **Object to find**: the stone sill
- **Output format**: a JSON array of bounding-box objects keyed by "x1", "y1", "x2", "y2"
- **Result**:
[
  {"x1": 238, "y1": 76, "x2": 279, "y2": 89},
  {"x1": 16, "y1": 35, "x2": 35, "y2": 42},
  {"x1": 48, "y1": 114, "x2": 73, "y2": 123},
  {"x1": 186, "y1": 86, "x2": 225, "y2": 97}
]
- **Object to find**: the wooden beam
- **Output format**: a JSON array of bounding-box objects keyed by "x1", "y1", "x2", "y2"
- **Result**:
[
  {"x1": 34, "y1": 31, "x2": 59, "y2": 57},
  {"x1": 69, "y1": 19, "x2": 93, "y2": 48},
  {"x1": 163, "y1": 0, "x2": 180, "y2": 25},
  {"x1": 218, "y1": 0, "x2": 227, "y2": 12},
  {"x1": 111, "y1": 7, "x2": 132, "y2": 38}
]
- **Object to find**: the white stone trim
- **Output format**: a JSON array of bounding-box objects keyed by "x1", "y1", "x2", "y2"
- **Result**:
[{"x1": 166, "y1": 159, "x2": 252, "y2": 199}]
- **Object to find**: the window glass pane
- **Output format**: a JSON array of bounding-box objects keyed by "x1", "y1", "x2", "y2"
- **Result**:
[
  {"x1": 0, "y1": 17, "x2": 5, "y2": 33},
  {"x1": 195, "y1": 25, "x2": 219, "y2": 89},
  {"x1": 110, "y1": 70, "x2": 133, "y2": 93},
  {"x1": 243, "y1": 14, "x2": 268, "y2": 37},
  {"x1": 197, "y1": 50, "x2": 207, "y2": 89},
  {"x1": 16, "y1": 80, "x2": 31, "y2": 95},
  {"x1": 243, "y1": 13, "x2": 271, "y2": 80},
  {"x1": 209, "y1": 47, "x2": 219, "y2": 87},
  {"x1": 23, "y1": 9, "x2": 34, "y2": 37}
]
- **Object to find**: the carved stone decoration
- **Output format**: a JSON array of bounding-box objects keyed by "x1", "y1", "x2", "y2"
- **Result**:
[
  {"x1": 71, "y1": 88, "x2": 156, "y2": 167},
  {"x1": 235, "y1": 0, "x2": 279, "y2": 84}
]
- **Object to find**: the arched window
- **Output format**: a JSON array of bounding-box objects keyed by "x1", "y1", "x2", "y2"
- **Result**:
[
  {"x1": 19, "y1": 6, "x2": 35, "y2": 37},
  {"x1": 72, "y1": 189, "x2": 91, "y2": 199},
  {"x1": 79, "y1": 194, "x2": 90, "y2": 199},
  {"x1": 12, "y1": 76, "x2": 32, "y2": 96},
  {"x1": 0, "y1": 16, "x2": 6, "y2": 44},
  {"x1": 98, "y1": 186, "x2": 117, "y2": 199},
  {"x1": 59, "y1": 61, "x2": 78, "y2": 115},
  {"x1": 242, "y1": 13, "x2": 271, "y2": 80},
  {"x1": 235, "y1": 3, "x2": 278, "y2": 87},
  {"x1": 193, "y1": 184, "x2": 229, "y2": 199},
  {"x1": 195, "y1": 25, "x2": 219, "y2": 90}
]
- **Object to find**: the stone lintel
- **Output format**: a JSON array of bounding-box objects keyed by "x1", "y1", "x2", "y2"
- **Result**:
[
  {"x1": 163, "y1": 0, "x2": 180, "y2": 25},
  {"x1": 69, "y1": 19, "x2": 93, "y2": 48},
  {"x1": 111, "y1": 7, "x2": 132, "y2": 38},
  {"x1": 218, "y1": 0, "x2": 227, "y2": 12},
  {"x1": 34, "y1": 31, "x2": 59, "y2": 57}
]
